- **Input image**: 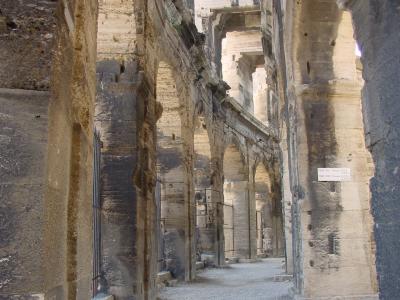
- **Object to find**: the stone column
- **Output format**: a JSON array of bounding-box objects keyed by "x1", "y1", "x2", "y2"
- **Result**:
[
  {"x1": 255, "y1": 192, "x2": 267, "y2": 256},
  {"x1": 210, "y1": 155, "x2": 225, "y2": 266},
  {"x1": 95, "y1": 60, "x2": 144, "y2": 299}
]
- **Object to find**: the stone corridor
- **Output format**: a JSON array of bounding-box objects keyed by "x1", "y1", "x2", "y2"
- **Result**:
[
  {"x1": 1, "y1": 0, "x2": 400, "y2": 300},
  {"x1": 159, "y1": 259, "x2": 292, "y2": 300}
]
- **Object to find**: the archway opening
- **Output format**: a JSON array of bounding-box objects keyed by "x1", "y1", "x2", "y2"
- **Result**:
[
  {"x1": 223, "y1": 143, "x2": 251, "y2": 259},
  {"x1": 254, "y1": 162, "x2": 272, "y2": 257},
  {"x1": 193, "y1": 116, "x2": 214, "y2": 264},
  {"x1": 156, "y1": 61, "x2": 189, "y2": 280},
  {"x1": 252, "y1": 67, "x2": 269, "y2": 124},
  {"x1": 221, "y1": 31, "x2": 269, "y2": 125},
  {"x1": 289, "y1": 6, "x2": 378, "y2": 297}
]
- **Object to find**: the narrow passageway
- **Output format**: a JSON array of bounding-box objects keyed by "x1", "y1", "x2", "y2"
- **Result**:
[{"x1": 159, "y1": 258, "x2": 292, "y2": 300}]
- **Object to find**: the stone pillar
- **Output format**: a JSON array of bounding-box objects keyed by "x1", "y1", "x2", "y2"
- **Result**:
[
  {"x1": 247, "y1": 166, "x2": 258, "y2": 260},
  {"x1": 255, "y1": 192, "x2": 267, "y2": 256},
  {"x1": 95, "y1": 59, "x2": 144, "y2": 299},
  {"x1": 212, "y1": 156, "x2": 225, "y2": 266},
  {"x1": 280, "y1": 125, "x2": 294, "y2": 273}
]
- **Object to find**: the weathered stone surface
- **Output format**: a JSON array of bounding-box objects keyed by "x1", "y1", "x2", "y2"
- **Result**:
[
  {"x1": 0, "y1": 89, "x2": 49, "y2": 296},
  {"x1": 273, "y1": 0, "x2": 379, "y2": 298},
  {"x1": 7, "y1": 1, "x2": 400, "y2": 299},
  {"x1": 348, "y1": 1, "x2": 400, "y2": 299},
  {"x1": 0, "y1": 0, "x2": 57, "y2": 90}
]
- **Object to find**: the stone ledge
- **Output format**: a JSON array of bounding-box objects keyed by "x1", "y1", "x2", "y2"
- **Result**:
[
  {"x1": 0, "y1": 87, "x2": 50, "y2": 97},
  {"x1": 0, "y1": 295, "x2": 44, "y2": 300}
]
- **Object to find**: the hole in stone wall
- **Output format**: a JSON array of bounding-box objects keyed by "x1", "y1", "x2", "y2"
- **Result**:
[
  {"x1": 328, "y1": 233, "x2": 338, "y2": 255},
  {"x1": 307, "y1": 224, "x2": 312, "y2": 231},
  {"x1": 306, "y1": 61, "x2": 311, "y2": 75},
  {"x1": 329, "y1": 182, "x2": 336, "y2": 193},
  {"x1": 309, "y1": 260, "x2": 314, "y2": 267},
  {"x1": 6, "y1": 20, "x2": 17, "y2": 29}
]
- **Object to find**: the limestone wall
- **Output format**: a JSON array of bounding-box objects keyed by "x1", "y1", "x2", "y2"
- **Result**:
[
  {"x1": 0, "y1": 89, "x2": 49, "y2": 297},
  {"x1": 0, "y1": 0, "x2": 98, "y2": 298},
  {"x1": 277, "y1": 0, "x2": 378, "y2": 298}
]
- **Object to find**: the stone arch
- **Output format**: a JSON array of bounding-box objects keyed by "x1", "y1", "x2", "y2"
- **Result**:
[
  {"x1": 223, "y1": 133, "x2": 247, "y2": 167},
  {"x1": 253, "y1": 156, "x2": 285, "y2": 258},
  {"x1": 156, "y1": 60, "x2": 195, "y2": 280},
  {"x1": 287, "y1": 2, "x2": 378, "y2": 297}
]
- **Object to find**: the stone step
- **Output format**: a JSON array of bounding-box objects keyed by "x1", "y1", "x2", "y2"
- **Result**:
[
  {"x1": 196, "y1": 261, "x2": 205, "y2": 270},
  {"x1": 157, "y1": 271, "x2": 171, "y2": 289},
  {"x1": 225, "y1": 256, "x2": 239, "y2": 264}
]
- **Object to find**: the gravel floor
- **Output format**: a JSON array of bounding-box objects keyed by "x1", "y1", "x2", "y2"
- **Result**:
[{"x1": 158, "y1": 258, "x2": 293, "y2": 300}]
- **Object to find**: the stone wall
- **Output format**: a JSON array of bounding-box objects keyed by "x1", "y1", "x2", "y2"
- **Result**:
[
  {"x1": 0, "y1": 0, "x2": 57, "y2": 90},
  {"x1": 275, "y1": 0, "x2": 378, "y2": 298},
  {"x1": 0, "y1": 0, "x2": 98, "y2": 298},
  {"x1": 44, "y1": 0, "x2": 98, "y2": 298},
  {"x1": 0, "y1": 89, "x2": 49, "y2": 297},
  {"x1": 347, "y1": 1, "x2": 400, "y2": 299}
]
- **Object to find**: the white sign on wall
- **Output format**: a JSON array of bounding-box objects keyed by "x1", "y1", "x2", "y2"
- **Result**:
[{"x1": 318, "y1": 168, "x2": 351, "y2": 182}]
